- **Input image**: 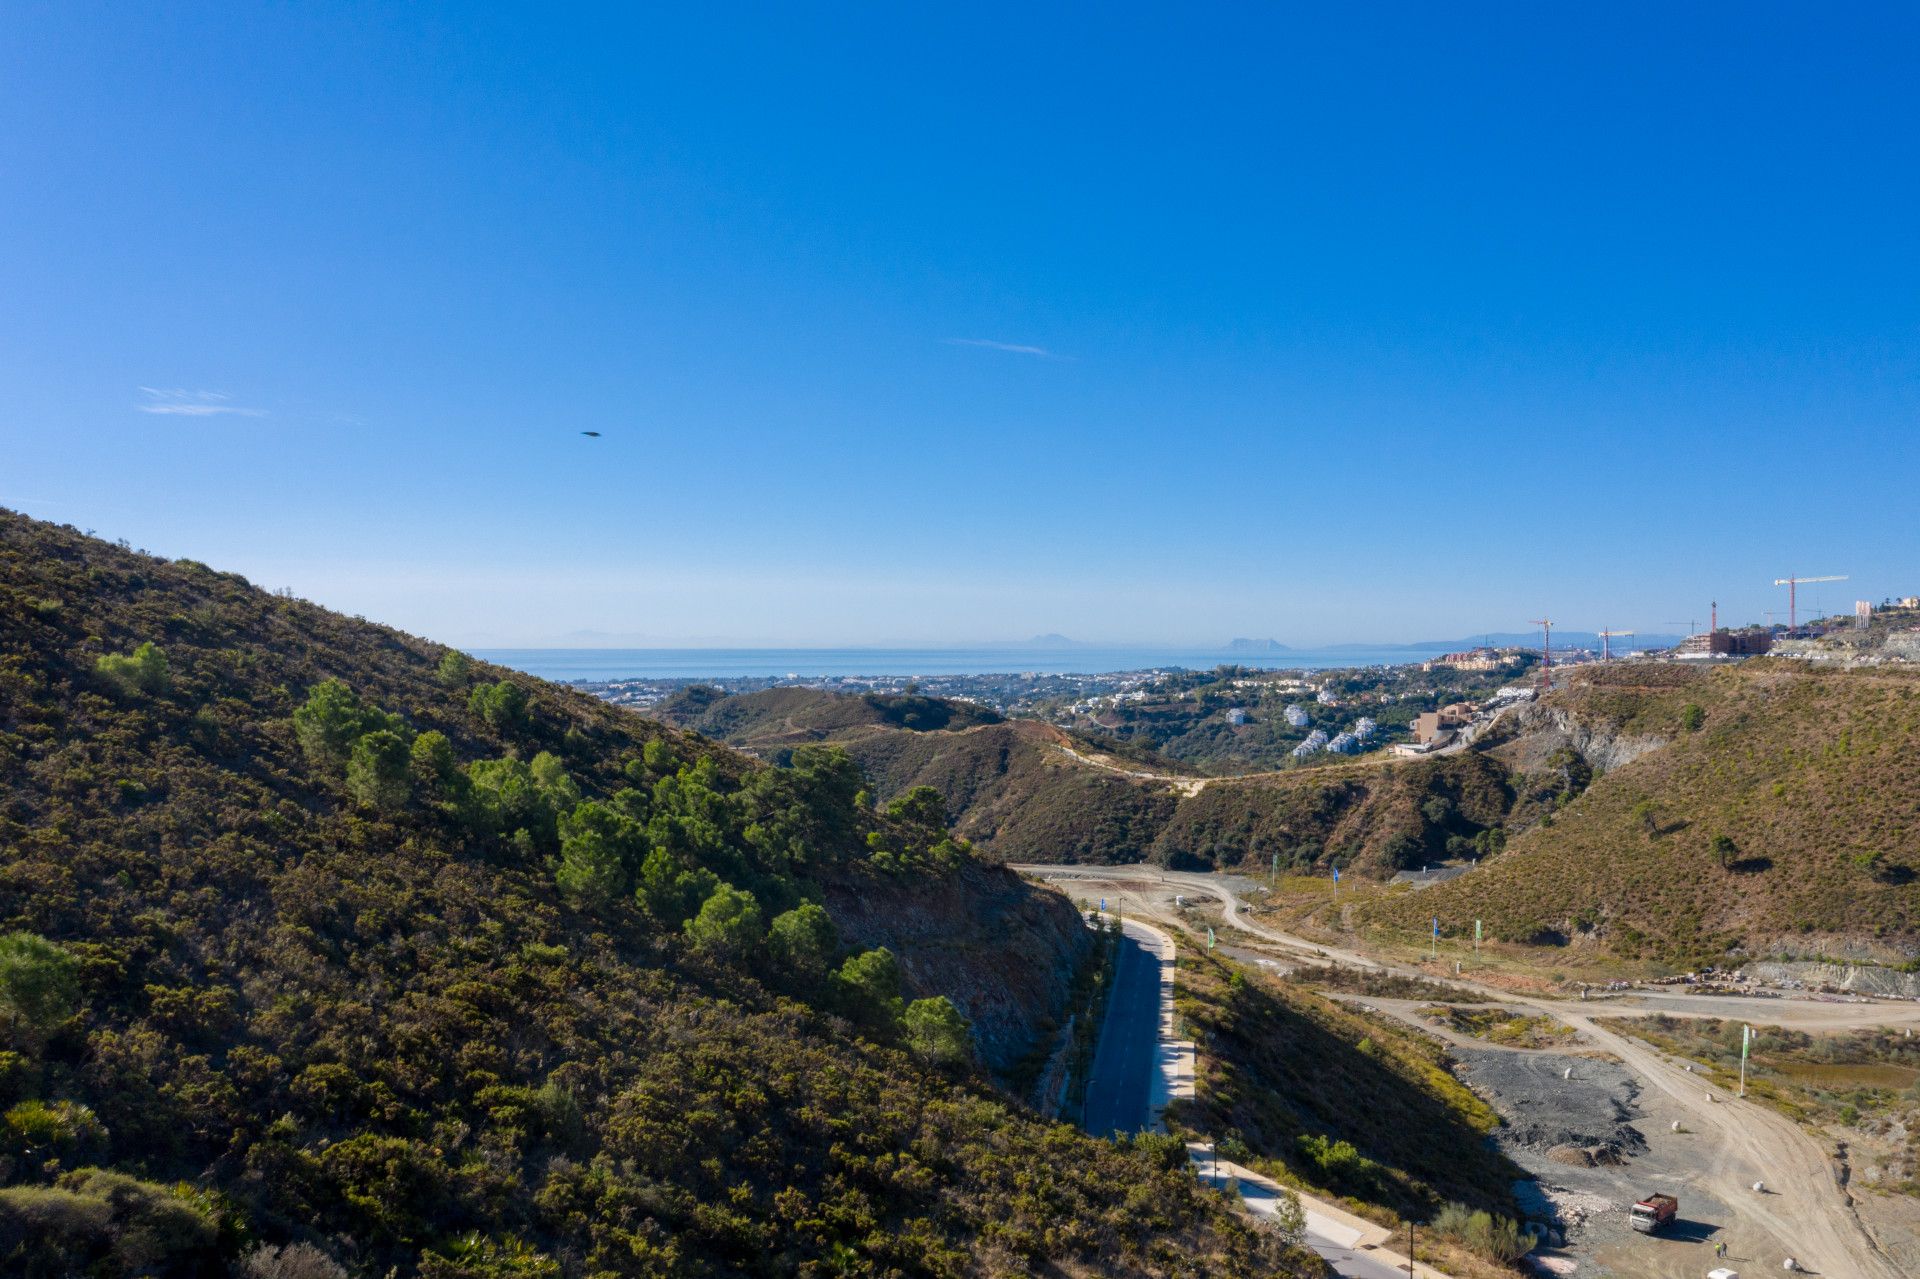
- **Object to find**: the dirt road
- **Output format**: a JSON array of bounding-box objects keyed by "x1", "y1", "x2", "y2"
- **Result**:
[{"x1": 1016, "y1": 863, "x2": 1909, "y2": 1279}]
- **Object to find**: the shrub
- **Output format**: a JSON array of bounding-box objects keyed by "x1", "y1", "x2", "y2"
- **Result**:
[
  {"x1": 4, "y1": 1099, "x2": 107, "y2": 1158},
  {"x1": 469, "y1": 681, "x2": 530, "y2": 733},
  {"x1": 0, "y1": 932, "x2": 79, "y2": 1045},
  {"x1": 885, "y1": 785, "x2": 949, "y2": 831},
  {"x1": 240, "y1": 1242, "x2": 350, "y2": 1279},
  {"x1": 95, "y1": 641, "x2": 169, "y2": 696},
  {"x1": 834, "y1": 948, "x2": 904, "y2": 1025},
  {"x1": 422, "y1": 1232, "x2": 562, "y2": 1279},
  {"x1": 293, "y1": 679, "x2": 400, "y2": 771},
  {"x1": 768, "y1": 903, "x2": 838, "y2": 979},
  {"x1": 554, "y1": 826, "x2": 627, "y2": 909},
  {"x1": 641, "y1": 737, "x2": 677, "y2": 775},
  {"x1": 347, "y1": 729, "x2": 412, "y2": 811},
  {"x1": 683, "y1": 884, "x2": 764, "y2": 957},
  {"x1": 903, "y1": 996, "x2": 972, "y2": 1067},
  {"x1": 1433, "y1": 1200, "x2": 1534, "y2": 1261},
  {"x1": 410, "y1": 731, "x2": 460, "y2": 793},
  {"x1": 1295, "y1": 1132, "x2": 1383, "y2": 1198},
  {"x1": 1266, "y1": 1184, "x2": 1306, "y2": 1247},
  {"x1": 1680, "y1": 702, "x2": 1705, "y2": 732},
  {"x1": 435, "y1": 649, "x2": 472, "y2": 688}
]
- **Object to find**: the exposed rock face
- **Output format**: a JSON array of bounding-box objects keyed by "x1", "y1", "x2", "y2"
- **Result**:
[
  {"x1": 820, "y1": 858, "x2": 1089, "y2": 1075},
  {"x1": 1500, "y1": 703, "x2": 1670, "y2": 775},
  {"x1": 1747, "y1": 961, "x2": 1920, "y2": 998}
]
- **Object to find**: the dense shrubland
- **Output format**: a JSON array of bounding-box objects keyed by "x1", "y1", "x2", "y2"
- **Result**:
[{"x1": 0, "y1": 512, "x2": 1312, "y2": 1278}]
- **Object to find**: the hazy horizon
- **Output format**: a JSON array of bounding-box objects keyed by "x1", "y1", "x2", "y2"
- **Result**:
[{"x1": 5, "y1": 6, "x2": 1914, "y2": 644}]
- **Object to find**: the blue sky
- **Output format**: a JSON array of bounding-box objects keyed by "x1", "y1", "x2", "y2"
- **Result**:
[{"x1": 3, "y1": 4, "x2": 1915, "y2": 646}]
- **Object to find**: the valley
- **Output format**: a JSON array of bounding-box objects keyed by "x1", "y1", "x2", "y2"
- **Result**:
[
  {"x1": 1029, "y1": 862, "x2": 1920, "y2": 1278},
  {"x1": 7, "y1": 510, "x2": 1919, "y2": 1278}
]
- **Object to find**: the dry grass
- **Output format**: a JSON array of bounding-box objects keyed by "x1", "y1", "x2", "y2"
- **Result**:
[{"x1": 1368, "y1": 662, "x2": 1920, "y2": 967}]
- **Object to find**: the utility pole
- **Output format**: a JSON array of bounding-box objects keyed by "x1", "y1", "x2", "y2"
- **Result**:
[
  {"x1": 1406, "y1": 1220, "x2": 1415, "y2": 1276},
  {"x1": 1740, "y1": 1024, "x2": 1752, "y2": 1097}
]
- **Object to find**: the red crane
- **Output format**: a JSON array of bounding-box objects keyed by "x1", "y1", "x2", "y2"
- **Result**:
[{"x1": 1772, "y1": 574, "x2": 1848, "y2": 632}]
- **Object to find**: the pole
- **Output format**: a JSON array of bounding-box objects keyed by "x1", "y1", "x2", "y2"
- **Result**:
[
  {"x1": 1270, "y1": 851, "x2": 1278, "y2": 893},
  {"x1": 1406, "y1": 1221, "x2": 1415, "y2": 1276},
  {"x1": 1475, "y1": 919, "x2": 1481, "y2": 956},
  {"x1": 1740, "y1": 1024, "x2": 1751, "y2": 1097},
  {"x1": 1431, "y1": 917, "x2": 1438, "y2": 960}
]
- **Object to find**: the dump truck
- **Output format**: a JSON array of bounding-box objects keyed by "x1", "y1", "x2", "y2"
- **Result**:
[{"x1": 1629, "y1": 1193, "x2": 1678, "y2": 1233}]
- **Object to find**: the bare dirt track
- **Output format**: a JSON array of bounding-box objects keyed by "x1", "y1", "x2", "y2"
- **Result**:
[{"x1": 1017, "y1": 863, "x2": 1913, "y2": 1279}]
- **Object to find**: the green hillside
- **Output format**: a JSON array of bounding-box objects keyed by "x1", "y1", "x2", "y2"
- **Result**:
[
  {"x1": 656, "y1": 685, "x2": 1004, "y2": 747},
  {"x1": 1369, "y1": 662, "x2": 1920, "y2": 967},
  {"x1": 1170, "y1": 952, "x2": 1519, "y2": 1222},
  {"x1": 1145, "y1": 755, "x2": 1512, "y2": 875},
  {"x1": 668, "y1": 689, "x2": 1517, "y2": 875},
  {"x1": 0, "y1": 512, "x2": 1311, "y2": 1278}
]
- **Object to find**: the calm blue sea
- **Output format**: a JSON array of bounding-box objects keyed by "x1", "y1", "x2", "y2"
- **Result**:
[{"x1": 474, "y1": 645, "x2": 1447, "y2": 682}]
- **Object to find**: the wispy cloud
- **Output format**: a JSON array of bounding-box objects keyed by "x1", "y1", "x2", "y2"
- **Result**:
[
  {"x1": 944, "y1": 338, "x2": 1066, "y2": 359},
  {"x1": 136, "y1": 387, "x2": 266, "y2": 418}
]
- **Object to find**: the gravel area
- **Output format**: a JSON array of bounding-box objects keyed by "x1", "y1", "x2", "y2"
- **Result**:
[
  {"x1": 1454, "y1": 1046, "x2": 1731, "y2": 1275},
  {"x1": 1455, "y1": 1047, "x2": 1647, "y2": 1160}
]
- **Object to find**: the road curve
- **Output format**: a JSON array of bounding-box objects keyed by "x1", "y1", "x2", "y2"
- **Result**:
[{"x1": 1018, "y1": 863, "x2": 1906, "y2": 1279}]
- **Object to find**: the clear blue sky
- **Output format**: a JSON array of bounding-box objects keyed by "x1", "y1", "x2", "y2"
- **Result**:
[{"x1": 4, "y1": 4, "x2": 1915, "y2": 646}]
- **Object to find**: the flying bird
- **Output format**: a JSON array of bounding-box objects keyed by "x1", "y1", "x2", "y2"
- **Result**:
[{"x1": 580, "y1": 431, "x2": 601, "y2": 437}]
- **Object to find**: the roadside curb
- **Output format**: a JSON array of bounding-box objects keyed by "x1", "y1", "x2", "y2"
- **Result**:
[{"x1": 1125, "y1": 916, "x2": 1454, "y2": 1278}]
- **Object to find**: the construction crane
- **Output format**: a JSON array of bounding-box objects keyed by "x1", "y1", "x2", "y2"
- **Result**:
[
  {"x1": 1530, "y1": 617, "x2": 1554, "y2": 690},
  {"x1": 1597, "y1": 629, "x2": 1634, "y2": 661},
  {"x1": 1665, "y1": 618, "x2": 1700, "y2": 637},
  {"x1": 1772, "y1": 574, "x2": 1848, "y2": 632}
]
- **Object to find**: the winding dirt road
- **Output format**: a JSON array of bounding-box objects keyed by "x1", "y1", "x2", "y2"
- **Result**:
[{"x1": 1017, "y1": 863, "x2": 1910, "y2": 1279}]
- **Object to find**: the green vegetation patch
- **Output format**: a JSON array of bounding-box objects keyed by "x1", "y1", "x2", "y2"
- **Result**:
[
  {"x1": 0, "y1": 511, "x2": 1313, "y2": 1279},
  {"x1": 1168, "y1": 950, "x2": 1520, "y2": 1222},
  {"x1": 1417, "y1": 1005, "x2": 1574, "y2": 1049}
]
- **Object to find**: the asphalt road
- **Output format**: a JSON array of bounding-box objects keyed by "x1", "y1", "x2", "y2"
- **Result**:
[
  {"x1": 1021, "y1": 863, "x2": 1910, "y2": 1279},
  {"x1": 1080, "y1": 926, "x2": 1160, "y2": 1138}
]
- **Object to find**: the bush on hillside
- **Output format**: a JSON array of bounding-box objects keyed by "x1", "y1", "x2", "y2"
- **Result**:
[
  {"x1": 904, "y1": 995, "x2": 972, "y2": 1067},
  {"x1": 0, "y1": 933, "x2": 78, "y2": 1047},
  {"x1": 94, "y1": 641, "x2": 169, "y2": 696}
]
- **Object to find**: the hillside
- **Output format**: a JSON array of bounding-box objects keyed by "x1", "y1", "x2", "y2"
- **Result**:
[
  {"x1": 656, "y1": 685, "x2": 1005, "y2": 748},
  {"x1": 1169, "y1": 951, "x2": 1521, "y2": 1221},
  {"x1": 0, "y1": 512, "x2": 1312, "y2": 1278},
  {"x1": 662, "y1": 689, "x2": 1519, "y2": 874},
  {"x1": 1368, "y1": 661, "x2": 1920, "y2": 966}
]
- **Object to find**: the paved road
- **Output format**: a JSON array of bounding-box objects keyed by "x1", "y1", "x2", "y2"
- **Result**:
[
  {"x1": 1080, "y1": 925, "x2": 1162, "y2": 1138},
  {"x1": 1021, "y1": 864, "x2": 1909, "y2": 1279},
  {"x1": 1073, "y1": 908, "x2": 1435, "y2": 1276}
]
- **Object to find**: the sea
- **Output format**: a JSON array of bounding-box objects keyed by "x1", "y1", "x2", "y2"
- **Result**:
[{"x1": 474, "y1": 645, "x2": 1451, "y2": 683}]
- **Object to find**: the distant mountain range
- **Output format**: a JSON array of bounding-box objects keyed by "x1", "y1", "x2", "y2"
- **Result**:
[{"x1": 1226, "y1": 637, "x2": 1292, "y2": 652}]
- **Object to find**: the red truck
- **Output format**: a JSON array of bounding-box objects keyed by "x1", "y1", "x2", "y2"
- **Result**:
[{"x1": 1629, "y1": 1193, "x2": 1678, "y2": 1234}]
